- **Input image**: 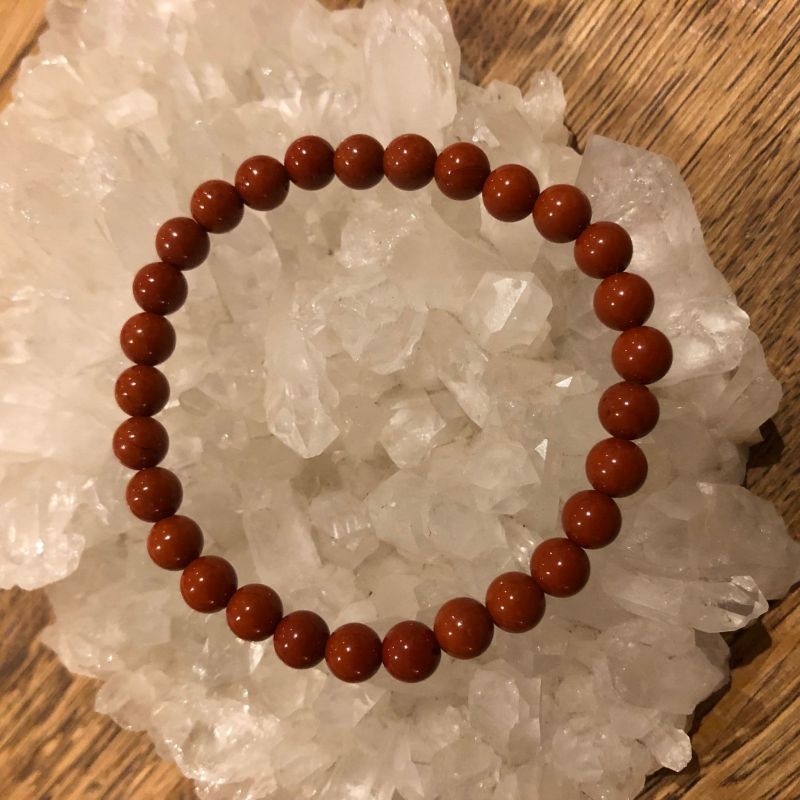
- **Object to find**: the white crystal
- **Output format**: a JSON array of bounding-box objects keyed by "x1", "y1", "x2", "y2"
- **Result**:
[
  {"x1": 379, "y1": 389, "x2": 446, "y2": 468},
  {"x1": 1, "y1": 1, "x2": 797, "y2": 799}
]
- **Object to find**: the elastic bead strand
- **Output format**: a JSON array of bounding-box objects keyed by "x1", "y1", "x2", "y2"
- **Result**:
[{"x1": 118, "y1": 143, "x2": 672, "y2": 683}]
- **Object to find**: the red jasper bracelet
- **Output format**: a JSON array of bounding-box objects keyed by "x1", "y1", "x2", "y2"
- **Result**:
[{"x1": 113, "y1": 133, "x2": 672, "y2": 684}]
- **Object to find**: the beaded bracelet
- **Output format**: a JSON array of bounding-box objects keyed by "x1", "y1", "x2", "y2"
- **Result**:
[{"x1": 113, "y1": 133, "x2": 672, "y2": 684}]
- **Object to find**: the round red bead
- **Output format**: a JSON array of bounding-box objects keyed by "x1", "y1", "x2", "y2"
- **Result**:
[
  {"x1": 382, "y1": 620, "x2": 441, "y2": 683},
  {"x1": 612, "y1": 326, "x2": 673, "y2": 384},
  {"x1": 273, "y1": 610, "x2": 330, "y2": 669},
  {"x1": 530, "y1": 538, "x2": 590, "y2": 597},
  {"x1": 147, "y1": 515, "x2": 204, "y2": 570},
  {"x1": 190, "y1": 179, "x2": 244, "y2": 234},
  {"x1": 133, "y1": 262, "x2": 188, "y2": 315},
  {"x1": 533, "y1": 184, "x2": 591, "y2": 243},
  {"x1": 235, "y1": 155, "x2": 289, "y2": 211},
  {"x1": 126, "y1": 467, "x2": 182, "y2": 522},
  {"x1": 325, "y1": 622, "x2": 383, "y2": 683},
  {"x1": 434, "y1": 142, "x2": 491, "y2": 201},
  {"x1": 334, "y1": 134, "x2": 384, "y2": 190},
  {"x1": 574, "y1": 221, "x2": 633, "y2": 278},
  {"x1": 485, "y1": 571, "x2": 546, "y2": 633},
  {"x1": 593, "y1": 272, "x2": 654, "y2": 330},
  {"x1": 114, "y1": 365, "x2": 169, "y2": 417},
  {"x1": 284, "y1": 136, "x2": 335, "y2": 191},
  {"x1": 598, "y1": 381, "x2": 660, "y2": 439},
  {"x1": 112, "y1": 416, "x2": 168, "y2": 469},
  {"x1": 155, "y1": 217, "x2": 210, "y2": 270},
  {"x1": 561, "y1": 490, "x2": 622, "y2": 549},
  {"x1": 383, "y1": 134, "x2": 437, "y2": 190},
  {"x1": 586, "y1": 437, "x2": 648, "y2": 497},
  {"x1": 226, "y1": 584, "x2": 283, "y2": 642},
  {"x1": 434, "y1": 597, "x2": 494, "y2": 659},
  {"x1": 120, "y1": 312, "x2": 175, "y2": 366},
  {"x1": 482, "y1": 164, "x2": 540, "y2": 222},
  {"x1": 180, "y1": 555, "x2": 238, "y2": 613}
]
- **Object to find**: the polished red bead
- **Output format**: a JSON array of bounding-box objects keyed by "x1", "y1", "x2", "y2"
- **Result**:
[
  {"x1": 132, "y1": 262, "x2": 188, "y2": 315},
  {"x1": 284, "y1": 136, "x2": 335, "y2": 191},
  {"x1": 485, "y1": 571, "x2": 546, "y2": 633},
  {"x1": 180, "y1": 555, "x2": 238, "y2": 613},
  {"x1": 126, "y1": 467, "x2": 182, "y2": 522},
  {"x1": 434, "y1": 597, "x2": 494, "y2": 659},
  {"x1": 533, "y1": 184, "x2": 592, "y2": 242},
  {"x1": 190, "y1": 179, "x2": 244, "y2": 234},
  {"x1": 434, "y1": 142, "x2": 491, "y2": 200},
  {"x1": 114, "y1": 365, "x2": 169, "y2": 417},
  {"x1": 593, "y1": 272, "x2": 654, "y2": 330},
  {"x1": 155, "y1": 217, "x2": 210, "y2": 270},
  {"x1": 226, "y1": 583, "x2": 283, "y2": 642},
  {"x1": 234, "y1": 155, "x2": 289, "y2": 211},
  {"x1": 120, "y1": 312, "x2": 175, "y2": 366},
  {"x1": 599, "y1": 381, "x2": 660, "y2": 439},
  {"x1": 530, "y1": 538, "x2": 590, "y2": 597},
  {"x1": 112, "y1": 416, "x2": 168, "y2": 469},
  {"x1": 612, "y1": 326, "x2": 673, "y2": 384},
  {"x1": 334, "y1": 134, "x2": 384, "y2": 190},
  {"x1": 561, "y1": 490, "x2": 622, "y2": 549},
  {"x1": 273, "y1": 610, "x2": 330, "y2": 669},
  {"x1": 147, "y1": 515, "x2": 204, "y2": 570},
  {"x1": 586, "y1": 437, "x2": 648, "y2": 497},
  {"x1": 382, "y1": 620, "x2": 441, "y2": 683},
  {"x1": 482, "y1": 164, "x2": 540, "y2": 222},
  {"x1": 325, "y1": 622, "x2": 383, "y2": 683},
  {"x1": 574, "y1": 221, "x2": 633, "y2": 278},
  {"x1": 383, "y1": 134, "x2": 437, "y2": 190}
]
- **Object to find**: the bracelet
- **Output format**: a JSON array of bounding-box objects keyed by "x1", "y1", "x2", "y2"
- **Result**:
[{"x1": 113, "y1": 133, "x2": 672, "y2": 684}]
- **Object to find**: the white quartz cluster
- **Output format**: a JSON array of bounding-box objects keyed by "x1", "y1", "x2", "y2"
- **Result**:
[{"x1": 0, "y1": 0, "x2": 796, "y2": 798}]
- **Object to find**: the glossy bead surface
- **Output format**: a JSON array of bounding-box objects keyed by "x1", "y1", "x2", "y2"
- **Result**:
[
  {"x1": 147, "y1": 515, "x2": 204, "y2": 570},
  {"x1": 226, "y1": 583, "x2": 283, "y2": 642},
  {"x1": 126, "y1": 467, "x2": 183, "y2": 522},
  {"x1": 612, "y1": 326, "x2": 673, "y2": 384},
  {"x1": 434, "y1": 597, "x2": 494, "y2": 659},
  {"x1": 120, "y1": 312, "x2": 176, "y2": 366},
  {"x1": 382, "y1": 620, "x2": 441, "y2": 683},
  {"x1": 574, "y1": 221, "x2": 633, "y2": 278},
  {"x1": 334, "y1": 134, "x2": 384, "y2": 190},
  {"x1": 586, "y1": 437, "x2": 648, "y2": 497},
  {"x1": 593, "y1": 272, "x2": 654, "y2": 330},
  {"x1": 234, "y1": 155, "x2": 289, "y2": 211},
  {"x1": 132, "y1": 262, "x2": 188, "y2": 316},
  {"x1": 273, "y1": 610, "x2": 330, "y2": 669},
  {"x1": 482, "y1": 164, "x2": 540, "y2": 222},
  {"x1": 434, "y1": 142, "x2": 491, "y2": 200},
  {"x1": 533, "y1": 184, "x2": 592, "y2": 243},
  {"x1": 530, "y1": 538, "x2": 591, "y2": 598},
  {"x1": 485, "y1": 571, "x2": 546, "y2": 633},
  {"x1": 114, "y1": 365, "x2": 169, "y2": 417},
  {"x1": 284, "y1": 136, "x2": 335, "y2": 191},
  {"x1": 155, "y1": 217, "x2": 210, "y2": 270},
  {"x1": 190, "y1": 179, "x2": 244, "y2": 234},
  {"x1": 325, "y1": 622, "x2": 383, "y2": 683},
  {"x1": 180, "y1": 555, "x2": 237, "y2": 613},
  {"x1": 561, "y1": 490, "x2": 622, "y2": 549},
  {"x1": 383, "y1": 134, "x2": 437, "y2": 190},
  {"x1": 112, "y1": 416, "x2": 168, "y2": 469},
  {"x1": 599, "y1": 381, "x2": 660, "y2": 439}
]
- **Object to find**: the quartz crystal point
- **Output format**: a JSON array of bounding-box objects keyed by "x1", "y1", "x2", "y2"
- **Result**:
[{"x1": 0, "y1": 1, "x2": 796, "y2": 799}]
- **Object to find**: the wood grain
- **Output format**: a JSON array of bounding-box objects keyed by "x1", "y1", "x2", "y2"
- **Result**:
[{"x1": 0, "y1": 0, "x2": 798, "y2": 798}]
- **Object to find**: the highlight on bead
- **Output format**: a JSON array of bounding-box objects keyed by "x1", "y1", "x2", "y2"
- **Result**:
[{"x1": 115, "y1": 134, "x2": 671, "y2": 683}]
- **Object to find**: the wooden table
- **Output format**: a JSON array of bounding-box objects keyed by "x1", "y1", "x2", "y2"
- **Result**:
[{"x1": 1, "y1": 1, "x2": 798, "y2": 797}]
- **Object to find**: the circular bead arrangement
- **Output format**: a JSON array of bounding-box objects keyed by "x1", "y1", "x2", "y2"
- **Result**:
[{"x1": 114, "y1": 133, "x2": 673, "y2": 684}]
